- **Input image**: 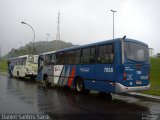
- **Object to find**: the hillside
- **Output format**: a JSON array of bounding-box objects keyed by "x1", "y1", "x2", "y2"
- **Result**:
[{"x1": 3, "y1": 40, "x2": 75, "y2": 58}]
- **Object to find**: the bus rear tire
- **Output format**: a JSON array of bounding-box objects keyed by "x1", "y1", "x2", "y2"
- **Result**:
[
  {"x1": 75, "y1": 78, "x2": 89, "y2": 94},
  {"x1": 30, "y1": 76, "x2": 36, "y2": 80}
]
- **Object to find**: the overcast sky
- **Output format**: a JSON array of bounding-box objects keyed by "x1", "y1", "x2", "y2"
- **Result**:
[{"x1": 0, "y1": 0, "x2": 160, "y2": 56}]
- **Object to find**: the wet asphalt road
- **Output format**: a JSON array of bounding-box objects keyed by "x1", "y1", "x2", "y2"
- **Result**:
[{"x1": 0, "y1": 74, "x2": 160, "y2": 120}]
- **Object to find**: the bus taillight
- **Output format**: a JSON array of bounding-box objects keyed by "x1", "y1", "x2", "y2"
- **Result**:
[{"x1": 123, "y1": 72, "x2": 127, "y2": 80}]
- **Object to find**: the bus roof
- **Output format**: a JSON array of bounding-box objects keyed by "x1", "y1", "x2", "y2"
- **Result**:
[
  {"x1": 55, "y1": 38, "x2": 148, "y2": 53},
  {"x1": 56, "y1": 38, "x2": 119, "y2": 53},
  {"x1": 40, "y1": 51, "x2": 55, "y2": 56},
  {"x1": 38, "y1": 37, "x2": 148, "y2": 55},
  {"x1": 9, "y1": 54, "x2": 38, "y2": 60},
  {"x1": 124, "y1": 38, "x2": 148, "y2": 46}
]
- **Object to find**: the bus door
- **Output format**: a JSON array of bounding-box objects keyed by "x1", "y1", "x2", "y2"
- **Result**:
[
  {"x1": 37, "y1": 55, "x2": 44, "y2": 81},
  {"x1": 43, "y1": 53, "x2": 56, "y2": 84}
]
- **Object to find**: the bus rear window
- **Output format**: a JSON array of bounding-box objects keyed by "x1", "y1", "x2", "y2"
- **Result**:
[{"x1": 124, "y1": 42, "x2": 149, "y2": 62}]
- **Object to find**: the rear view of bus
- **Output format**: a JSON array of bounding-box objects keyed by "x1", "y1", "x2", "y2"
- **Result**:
[
  {"x1": 116, "y1": 38, "x2": 150, "y2": 93},
  {"x1": 8, "y1": 55, "x2": 38, "y2": 79}
]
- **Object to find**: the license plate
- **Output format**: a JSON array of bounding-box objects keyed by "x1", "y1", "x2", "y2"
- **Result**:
[{"x1": 136, "y1": 81, "x2": 142, "y2": 85}]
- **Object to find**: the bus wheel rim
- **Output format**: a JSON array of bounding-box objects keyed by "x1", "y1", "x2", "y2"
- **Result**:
[{"x1": 77, "y1": 82, "x2": 82, "y2": 92}]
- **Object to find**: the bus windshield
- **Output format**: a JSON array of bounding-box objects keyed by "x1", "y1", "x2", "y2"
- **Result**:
[{"x1": 124, "y1": 42, "x2": 149, "y2": 62}]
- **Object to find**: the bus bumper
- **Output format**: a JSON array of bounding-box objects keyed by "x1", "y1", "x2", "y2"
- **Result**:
[{"x1": 115, "y1": 82, "x2": 150, "y2": 93}]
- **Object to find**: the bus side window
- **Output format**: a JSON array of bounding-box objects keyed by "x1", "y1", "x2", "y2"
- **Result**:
[
  {"x1": 67, "y1": 50, "x2": 75, "y2": 64},
  {"x1": 98, "y1": 45, "x2": 105, "y2": 63},
  {"x1": 15, "y1": 59, "x2": 18, "y2": 65},
  {"x1": 81, "y1": 47, "x2": 96, "y2": 64},
  {"x1": 75, "y1": 49, "x2": 81, "y2": 64},
  {"x1": 44, "y1": 54, "x2": 50, "y2": 65},
  {"x1": 90, "y1": 47, "x2": 96, "y2": 63},
  {"x1": 18, "y1": 59, "x2": 21, "y2": 65},
  {"x1": 56, "y1": 52, "x2": 66, "y2": 65},
  {"x1": 98, "y1": 44, "x2": 114, "y2": 64},
  {"x1": 50, "y1": 54, "x2": 56, "y2": 65},
  {"x1": 81, "y1": 48, "x2": 90, "y2": 64},
  {"x1": 22, "y1": 58, "x2": 25, "y2": 65},
  {"x1": 56, "y1": 53, "x2": 60, "y2": 64},
  {"x1": 107, "y1": 44, "x2": 114, "y2": 64},
  {"x1": 14, "y1": 59, "x2": 16, "y2": 65}
]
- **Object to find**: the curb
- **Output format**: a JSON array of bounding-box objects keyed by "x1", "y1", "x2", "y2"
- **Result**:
[{"x1": 121, "y1": 92, "x2": 160, "y2": 102}]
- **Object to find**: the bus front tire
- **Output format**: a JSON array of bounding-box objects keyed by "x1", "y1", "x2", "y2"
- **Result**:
[
  {"x1": 75, "y1": 78, "x2": 84, "y2": 93},
  {"x1": 43, "y1": 75, "x2": 51, "y2": 87}
]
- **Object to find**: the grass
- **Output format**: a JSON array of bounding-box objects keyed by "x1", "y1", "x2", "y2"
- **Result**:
[
  {"x1": 142, "y1": 57, "x2": 160, "y2": 96},
  {"x1": 0, "y1": 60, "x2": 8, "y2": 72}
]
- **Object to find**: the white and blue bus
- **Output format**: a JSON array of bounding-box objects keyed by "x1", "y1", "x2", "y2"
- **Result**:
[
  {"x1": 37, "y1": 37, "x2": 150, "y2": 93},
  {"x1": 8, "y1": 54, "x2": 38, "y2": 79}
]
